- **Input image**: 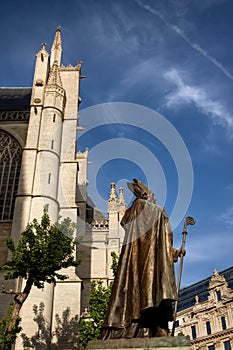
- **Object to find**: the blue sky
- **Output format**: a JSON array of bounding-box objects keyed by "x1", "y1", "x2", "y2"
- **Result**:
[{"x1": 1, "y1": 0, "x2": 233, "y2": 287}]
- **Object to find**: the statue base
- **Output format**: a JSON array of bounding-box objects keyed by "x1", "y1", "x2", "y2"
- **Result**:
[{"x1": 88, "y1": 336, "x2": 193, "y2": 350}]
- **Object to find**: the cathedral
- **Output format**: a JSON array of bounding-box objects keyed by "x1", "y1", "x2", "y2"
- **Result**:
[
  {"x1": 0, "y1": 27, "x2": 126, "y2": 348},
  {"x1": 1, "y1": 28, "x2": 233, "y2": 350}
]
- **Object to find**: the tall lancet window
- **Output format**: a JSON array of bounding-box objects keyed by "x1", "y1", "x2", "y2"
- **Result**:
[{"x1": 0, "y1": 131, "x2": 22, "y2": 220}]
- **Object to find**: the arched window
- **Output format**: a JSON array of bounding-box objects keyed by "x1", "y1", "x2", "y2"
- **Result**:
[{"x1": 0, "y1": 130, "x2": 22, "y2": 220}]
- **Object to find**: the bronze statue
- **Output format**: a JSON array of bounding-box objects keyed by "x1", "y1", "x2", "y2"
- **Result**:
[{"x1": 100, "y1": 179, "x2": 182, "y2": 339}]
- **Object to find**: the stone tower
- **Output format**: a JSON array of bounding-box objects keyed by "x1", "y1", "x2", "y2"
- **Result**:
[
  {"x1": 76, "y1": 182, "x2": 127, "y2": 312},
  {"x1": 11, "y1": 27, "x2": 82, "y2": 237},
  {"x1": 0, "y1": 27, "x2": 85, "y2": 349},
  {"x1": 0, "y1": 28, "x2": 127, "y2": 348}
]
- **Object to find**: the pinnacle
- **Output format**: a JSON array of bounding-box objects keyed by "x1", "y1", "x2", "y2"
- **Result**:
[
  {"x1": 41, "y1": 42, "x2": 47, "y2": 50},
  {"x1": 118, "y1": 187, "x2": 126, "y2": 205},
  {"x1": 47, "y1": 62, "x2": 63, "y2": 87},
  {"x1": 109, "y1": 182, "x2": 117, "y2": 202}
]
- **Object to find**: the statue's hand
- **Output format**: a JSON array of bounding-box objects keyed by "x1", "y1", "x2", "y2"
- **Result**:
[
  {"x1": 172, "y1": 248, "x2": 186, "y2": 262},
  {"x1": 178, "y1": 248, "x2": 186, "y2": 257}
]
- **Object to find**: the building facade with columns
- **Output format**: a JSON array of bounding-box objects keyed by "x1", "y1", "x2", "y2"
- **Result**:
[
  {"x1": 175, "y1": 267, "x2": 233, "y2": 350},
  {"x1": 0, "y1": 28, "x2": 126, "y2": 348}
]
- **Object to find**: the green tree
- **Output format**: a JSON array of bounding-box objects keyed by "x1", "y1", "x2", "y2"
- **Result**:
[
  {"x1": 110, "y1": 251, "x2": 119, "y2": 278},
  {"x1": 79, "y1": 252, "x2": 119, "y2": 348},
  {"x1": 1, "y1": 208, "x2": 80, "y2": 348}
]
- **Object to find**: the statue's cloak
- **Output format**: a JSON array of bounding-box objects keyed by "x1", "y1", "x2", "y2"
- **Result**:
[{"x1": 103, "y1": 198, "x2": 178, "y2": 329}]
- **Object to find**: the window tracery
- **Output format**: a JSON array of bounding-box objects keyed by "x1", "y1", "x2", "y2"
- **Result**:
[{"x1": 0, "y1": 130, "x2": 22, "y2": 220}]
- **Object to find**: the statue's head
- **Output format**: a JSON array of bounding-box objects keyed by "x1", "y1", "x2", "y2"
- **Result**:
[{"x1": 127, "y1": 178, "x2": 156, "y2": 203}]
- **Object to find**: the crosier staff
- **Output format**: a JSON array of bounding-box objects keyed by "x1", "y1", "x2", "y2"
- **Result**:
[{"x1": 172, "y1": 216, "x2": 195, "y2": 336}]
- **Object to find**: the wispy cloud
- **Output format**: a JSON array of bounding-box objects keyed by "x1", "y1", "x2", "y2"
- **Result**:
[
  {"x1": 107, "y1": 59, "x2": 162, "y2": 102},
  {"x1": 164, "y1": 69, "x2": 233, "y2": 132},
  {"x1": 225, "y1": 183, "x2": 233, "y2": 192},
  {"x1": 134, "y1": 0, "x2": 233, "y2": 82},
  {"x1": 220, "y1": 206, "x2": 233, "y2": 227}
]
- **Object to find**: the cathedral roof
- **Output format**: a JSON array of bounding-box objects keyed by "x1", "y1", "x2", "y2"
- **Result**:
[
  {"x1": 86, "y1": 195, "x2": 106, "y2": 221},
  {"x1": 0, "y1": 88, "x2": 31, "y2": 111},
  {"x1": 177, "y1": 266, "x2": 233, "y2": 312}
]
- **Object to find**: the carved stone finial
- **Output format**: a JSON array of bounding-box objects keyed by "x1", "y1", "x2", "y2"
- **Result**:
[
  {"x1": 209, "y1": 269, "x2": 226, "y2": 290},
  {"x1": 109, "y1": 182, "x2": 117, "y2": 202},
  {"x1": 41, "y1": 42, "x2": 47, "y2": 50},
  {"x1": 77, "y1": 60, "x2": 83, "y2": 71},
  {"x1": 118, "y1": 187, "x2": 125, "y2": 205},
  {"x1": 56, "y1": 25, "x2": 61, "y2": 32}
]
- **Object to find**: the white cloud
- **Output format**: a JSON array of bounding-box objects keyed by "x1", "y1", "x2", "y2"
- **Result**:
[
  {"x1": 220, "y1": 206, "x2": 233, "y2": 227},
  {"x1": 164, "y1": 69, "x2": 233, "y2": 133},
  {"x1": 135, "y1": 0, "x2": 233, "y2": 82},
  {"x1": 106, "y1": 59, "x2": 162, "y2": 102}
]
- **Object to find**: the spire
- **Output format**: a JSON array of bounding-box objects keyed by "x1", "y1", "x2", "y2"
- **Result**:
[
  {"x1": 109, "y1": 183, "x2": 117, "y2": 202},
  {"x1": 118, "y1": 187, "x2": 125, "y2": 205},
  {"x1": 50, "y1": 26, "x2": 62, "y2": 67}
]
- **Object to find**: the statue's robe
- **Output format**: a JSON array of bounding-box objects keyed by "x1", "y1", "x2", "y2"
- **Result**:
[{"x1": 101, "y1": 198, "x2": 178, "y2": 338}]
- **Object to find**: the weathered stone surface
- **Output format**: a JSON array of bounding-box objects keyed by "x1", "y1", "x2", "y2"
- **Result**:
[{"x1": 88, "y1": 336, "x2": 191, "y2": 349}]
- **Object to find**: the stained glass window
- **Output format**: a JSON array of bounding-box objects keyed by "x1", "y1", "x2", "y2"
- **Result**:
[{"x1": 0, "y1": 130, "x2": 22, "y2": 220}]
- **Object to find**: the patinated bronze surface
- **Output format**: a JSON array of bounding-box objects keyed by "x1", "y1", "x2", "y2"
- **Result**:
[{"x1": 100, "y1": 179, "x2": 180, "y2": 339}]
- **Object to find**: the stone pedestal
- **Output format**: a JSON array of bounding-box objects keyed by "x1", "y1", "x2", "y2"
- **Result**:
[{"x1": 88, "y1": 335, "x2": 194, "y2": 350}]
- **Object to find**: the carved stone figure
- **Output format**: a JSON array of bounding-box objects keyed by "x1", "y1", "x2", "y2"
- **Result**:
[{"x1": 100, "y1": 179, "x2": 181, "y2": 339}]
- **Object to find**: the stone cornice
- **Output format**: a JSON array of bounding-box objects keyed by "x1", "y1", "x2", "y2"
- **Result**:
[{"x1": 191, "y1": 327, "x2": 233, "y2": 345}]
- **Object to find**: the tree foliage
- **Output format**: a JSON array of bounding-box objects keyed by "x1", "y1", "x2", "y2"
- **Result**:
[
  {"x1": 3, "y1": 210, "x2": 79, "y2": 288},
  {"x1": 110, "y1": 251, "x2": 119, "y2": 278},
  {"x1": 1, "y1": 208, "x2": 80, "y2": 347},
  {"x1": 79, "y1": 280, "x2": 112, "y2": 348},
  {"x1": 79, "y1": 252, "x2": 119, "y2": 348}
]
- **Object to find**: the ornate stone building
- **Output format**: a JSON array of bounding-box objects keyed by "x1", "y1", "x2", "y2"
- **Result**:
[
  {"x1": 175, "y1": 267, "x2": 233, "y2": 350},
  {"x1": 0, "y1": 28, "x2": 126, "y2": 348},
  {"x1": 1, "y1": 27, "x2": 233, "y2": 350}
]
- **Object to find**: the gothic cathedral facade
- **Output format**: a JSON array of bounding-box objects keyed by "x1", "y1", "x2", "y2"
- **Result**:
[
  {"x1": 0, "y1": 28, "x2": 126, "y2": 348},
  {"x1": 2, "y1": 27, "x2": 232, "y2": 350}
]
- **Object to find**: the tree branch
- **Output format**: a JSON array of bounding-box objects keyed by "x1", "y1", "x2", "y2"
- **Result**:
[{"x1": 1, "y1": 284, "x2": 21, "y2": 296}]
